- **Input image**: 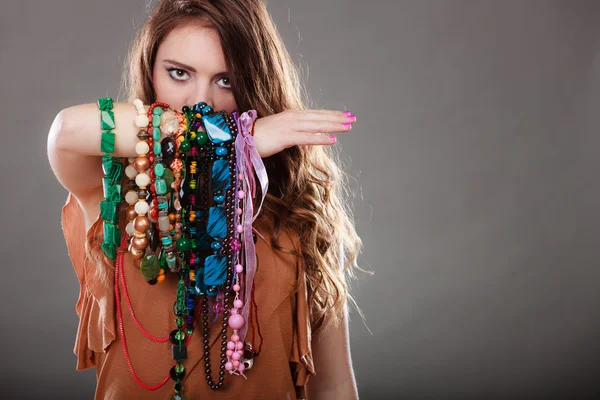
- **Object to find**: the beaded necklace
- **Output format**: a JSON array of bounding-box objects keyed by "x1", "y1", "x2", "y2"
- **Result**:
[{"x1": 99, "y1": 98, "x2": 267, "y2": 399}]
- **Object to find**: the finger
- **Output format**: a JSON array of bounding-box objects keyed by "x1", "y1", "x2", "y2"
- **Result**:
[
  {"x1": 286, "y1": 131, "x2": 338, "y2": 147},
  {"x1": 294, "y1": 110, "x2": 356, "y2": 123},
  {"x1": 293, "y1": 119, "x2": 353, "y2": 134}
]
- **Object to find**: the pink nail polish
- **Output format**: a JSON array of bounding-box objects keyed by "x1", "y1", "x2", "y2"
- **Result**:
[
  {"x1": 343, "y1": 123, "x2": 352, "y2": 129},
  {"x1": 329, "y1": 136, "x2": 337, "y2": 143},
  {"x1": 343, "y1": 111, "x2": 353, "y2": 116}
]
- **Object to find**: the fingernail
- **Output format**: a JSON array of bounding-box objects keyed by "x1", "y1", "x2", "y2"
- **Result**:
[
  {"x1": 343, "y1": 111, "x2": 353, "y2": 116},
  {"x1": 343, "y1": 123, "x2": 352, "y2": 129},
  {"x1": 347, "y1": 114, "x2": 356, "y2": 120},
  {"x1": 329, "y1": 136, "x2": 337, "y2": 143}
]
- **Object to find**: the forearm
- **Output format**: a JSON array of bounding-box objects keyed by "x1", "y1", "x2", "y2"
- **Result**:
[
  {"x1": 53, "y1": 102, "x2": 140, "y2": 158},
  {"x1": 48, "y1": 102, "x2": 142, "y2": 197}
]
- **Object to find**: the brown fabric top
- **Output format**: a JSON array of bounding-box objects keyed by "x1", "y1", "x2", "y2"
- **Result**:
[{"x1": 61, "y1": 192, "x2": 315, "y2": 399}]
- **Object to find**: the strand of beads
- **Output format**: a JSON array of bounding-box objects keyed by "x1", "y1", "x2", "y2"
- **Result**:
[
  {"x1": 127, "y1": 99, "x2": 153, "y2": 268},
  {"x1": 173, "y1": 111, "x2": 199, "y2": 334},
  {"x1": 167, "y1": 106, "x2": 207, "y2": 399},
  {"x1": 193, "y1": 102, "x2": 240, "y2": 389},
  {"x1": 224, "y1": 113, "x2": 250, "y2": 376},
  {"x1": 170, "y1": 109, "x2": 196, "y2": 398},
  {"x1": 115, "y1": 235, "x2": 202, "y2": 393},
  {"x1": 98, "y1": 97, "x2": 123, "y2": 260},
  {"x1": 124, "y1": 156, "x2": 139, "y2": 243},
  {"x1": 188, "y1": 105, "x2": 211, "y2": 298},
  {"x1": 224, "y1": 126, "x2": 249, "y2": 375},
  {"x1": 147, "y1": 102, "x2": 176, "y2": 281}
]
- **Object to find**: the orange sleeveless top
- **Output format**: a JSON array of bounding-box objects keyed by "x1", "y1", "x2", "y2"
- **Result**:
[{"x1": 61, "y1": 192, "x2": 315, "y2": 399}]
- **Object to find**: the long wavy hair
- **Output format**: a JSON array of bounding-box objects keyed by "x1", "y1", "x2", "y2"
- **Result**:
[{"x1": 87, "y1": 0, "x2": 364, "y2": 331}]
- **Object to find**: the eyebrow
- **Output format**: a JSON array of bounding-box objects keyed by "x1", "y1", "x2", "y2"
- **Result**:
[{"x1": 162, "y1": 59, "x2": 228, "y2": 77}]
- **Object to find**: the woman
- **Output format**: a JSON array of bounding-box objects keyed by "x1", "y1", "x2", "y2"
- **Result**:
[{"x1": 48, "y1": 0, "x2": 361, "y2": 398}]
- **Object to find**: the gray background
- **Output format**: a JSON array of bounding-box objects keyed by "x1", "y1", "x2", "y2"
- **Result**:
[{"x1": 1, "y1": 0, "x2": 600, "y2": 398}]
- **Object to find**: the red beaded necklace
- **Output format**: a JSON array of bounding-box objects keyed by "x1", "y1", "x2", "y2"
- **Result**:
[{"x1": 115, "y1": 238, "x2": 201, "y2": 390}]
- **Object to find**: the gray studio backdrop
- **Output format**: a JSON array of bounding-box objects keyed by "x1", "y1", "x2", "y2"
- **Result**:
[{"x1": 1, "y1": 0, "x2": 600, "y2": 399}]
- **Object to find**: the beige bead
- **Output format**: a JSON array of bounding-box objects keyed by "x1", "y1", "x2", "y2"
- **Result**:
[
  {"x1": 135, "y1": 115, "x2": 150, "y2": 128},
  {"x1": 125, "y1": 222, "x2": 135, "y2": 235},
  {"x1": 134, "y1": 200, "x2": 149, "y2": 215},
  {"x1": 158, "y1": 216, "x2": 170, "y2": 231},
  {"x1": 135, "y1": 141, "x2": 150, "y2": 155},
  {"x1": 125, "y1": 165, "x2": 138, "y2": 179},
  {"x1": 125, "y1": 190, "x2": 138, "y2": 205},
  {"x1": 133, "y1": 99, "x2": 144, "y2": 113},
  {"x1": 135, "y1": 173, "x2": 151, "y2": 188}
]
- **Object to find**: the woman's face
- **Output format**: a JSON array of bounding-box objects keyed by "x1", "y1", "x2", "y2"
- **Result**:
[{"x1": 152, "y1": 23, "x2": 238, "y2": 113}]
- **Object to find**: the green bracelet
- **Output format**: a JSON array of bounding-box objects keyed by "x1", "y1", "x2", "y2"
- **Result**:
[{"x1": 97, "y1": 97, "x2": 123, "y2": 260}]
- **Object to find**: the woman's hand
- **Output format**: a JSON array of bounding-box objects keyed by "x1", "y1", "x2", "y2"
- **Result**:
[{"x1": 252, "y1": 110, "x2": 356, "y2": 158}]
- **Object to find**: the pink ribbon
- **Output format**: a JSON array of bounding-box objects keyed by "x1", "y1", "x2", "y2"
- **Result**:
[{"x1": 235, "y1": 110, "x2": 268, "y2": 342}]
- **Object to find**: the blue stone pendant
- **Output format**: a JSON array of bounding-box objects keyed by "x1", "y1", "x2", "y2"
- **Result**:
[
  {"x1": 212, "y1": 160, "x2": 231, "y2": 192},
  {"x1": 207, "y1": 206, "x2": 227, "y2": 239},
  {"x1": 202, "y1": 113, "x2": 232, "y2": 144},
  {"x1": 204, "y1": 255, "x2": 227, "y2": 286}
]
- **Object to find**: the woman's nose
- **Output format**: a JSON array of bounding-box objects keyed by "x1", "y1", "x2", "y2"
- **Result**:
[{"x1": 189, "y1": 86, "x2": 212, "y2": 110}]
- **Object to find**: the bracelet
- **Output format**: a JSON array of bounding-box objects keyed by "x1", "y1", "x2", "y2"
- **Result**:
[{"x1": 97, "y1": 97, "x2": 123, "y2": 260}]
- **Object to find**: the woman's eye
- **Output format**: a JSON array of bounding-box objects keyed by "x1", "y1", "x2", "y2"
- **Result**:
[
  {"x1": 167, "y1": 68, "x2": 190, "y2": 82},
  {"x1": 216, "y1": 77, "x2": 231, "y2": 89}
]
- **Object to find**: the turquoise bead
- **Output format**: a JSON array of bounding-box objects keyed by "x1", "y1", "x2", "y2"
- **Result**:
[
  {"x1": 161, "y1": 236, "x2": 172, "y2": 246},
  {"x1": 155, "y1": 178, "x2": 167, "y2": 195},
  {"x1": 216, "y1": 146, "x2": 228, "y2": 156},
  {"x1": 153, "y1": 141, "x2": 162, "y2": 155},
  {"x1": 154, "y1": 163, "x2": 165, "y2": 177},
  {"x1": 152, "y1": 107, "x2": 163, "y2": 115},
  {"x1": 152, "y1": 114, "x2": 161, "y2": 127},
  {"x1": 166, "y1": 255, "x2": 177, "y2": 269},
  {"x1": 211, "y1": 241, "x2": 222, "y2": 250},
  {"x1": 153, "y1": 127, "x2": 161, "y2": 141},
  {"x1": 213, "y1": 194, "x2": 225, "y2": 204}
]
